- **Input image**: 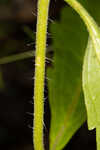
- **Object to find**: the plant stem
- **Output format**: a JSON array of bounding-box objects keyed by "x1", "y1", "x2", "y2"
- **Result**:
[
  {"x1": 64, "y1": 0, "x2": 100, "y2": 62},
  {"x1": 33, "y1": 0, "x2": 50, "y2": 149}
]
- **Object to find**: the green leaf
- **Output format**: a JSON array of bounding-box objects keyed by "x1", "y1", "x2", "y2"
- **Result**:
[
  {"x1": 0, "y1": 48, "x2": 51, "y2": 65},
  {"x1": 82, "y1": 38, "x2": 100, "y2": 150},
  {"x1": 0, "y1": 50, "x2": 34, "y2": 65},
  {"x1": 65, "y1": 0, "x2": 100, "y2": 63},
  {"x1": 0, "y1": 70, "x2": 5, "y2": 91},
  {"x1": 79, "y1": 0, "x2": 100, "y2": 25},
  {"x1": 23, "y1": 26, "x2": 35, "y2": 40},
  {"x1": 47, "y1": 7, "x2": 88, "y2": 150}
]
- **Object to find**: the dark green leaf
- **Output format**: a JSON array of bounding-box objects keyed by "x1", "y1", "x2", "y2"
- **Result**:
[{"x1": 47, "y1": 7, "x2": 88, "y2": 150}]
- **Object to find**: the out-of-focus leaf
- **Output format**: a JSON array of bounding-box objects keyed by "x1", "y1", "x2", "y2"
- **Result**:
[
  {"x1": 65, "y1": 0, "x2": 100, "y2": 63},
  {"x1": 23, "y1": 26, "x2": 35, "y2": 40},
  {"x1": 0, "y1": 50, "x2": 33, "y2": 65},
  {"x1": 47, "y1": 7, "x2": 88, "y2": 150},
  {"x1": 80, "y1": 0, "x2": 100, "y2": 25},
  {"x1": 0, "y1": 71, "x2": 5, "y2": 91},
  {"x1": 0, "y1": 0, "x2": 9, "y2": 4},
  {"x1": 82, "y1": 38, "x2": 100, "y2": 150},
  {"x1": 0, "y1": 46, "x2": 52, "y2": 65}
]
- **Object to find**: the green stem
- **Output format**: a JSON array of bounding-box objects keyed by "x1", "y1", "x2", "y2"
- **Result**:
[
  {"x1": 64, "y1": 0, "x2": 100, "y2": 62},
  {"x1": 33, "y1": 0, "x2": 50, "y2": 149}
]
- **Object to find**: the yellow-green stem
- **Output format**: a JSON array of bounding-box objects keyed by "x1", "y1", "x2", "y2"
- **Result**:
[
  {"x1": 33, "y1": 0, "x2": 50, "y2": 150},
  {"x1": 64, "y1": 0, "x2": 100, "y2": 63}
]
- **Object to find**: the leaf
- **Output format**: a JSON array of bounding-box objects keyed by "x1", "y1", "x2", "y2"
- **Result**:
[
  {"x1": 82, "y1": 38, "x2": 100, "y2": 150},
  {"x1": 0, "y1": 48, "x2": 51, "y2": 65},
  {"x1": 47, "y1": 7, "x2": 88, "y2": 150},
  {"x1": 79, "y1": 0, "x2": 100, "y2": 25},
  {"x1": 0, "y1": 70, "x2": 5, "y2": 91},
  {"x1": 23, "y1": 26, "x2": 35, "y2": 40},
  {"x1": 65, "y1": 0, "x2": 100, "y2": 63},
  {"x1": 80, "y1": 0, "x2": 100, "y2": 64},
  {"x1": 0, "y1": 50, "x2": 34, "y2": 64}
]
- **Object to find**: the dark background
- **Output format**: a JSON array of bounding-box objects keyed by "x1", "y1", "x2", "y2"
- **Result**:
[{"x1": 0, "y1": 0, "x2": 96, "y2": 149}]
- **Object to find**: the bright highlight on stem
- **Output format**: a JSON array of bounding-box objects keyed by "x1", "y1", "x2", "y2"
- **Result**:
[
  {"x1": 33, "y1": 0, "x2": 50, "y2": 150},
  {"x1": 64, "y1": 0, "x2": 100, "y2": 63}
]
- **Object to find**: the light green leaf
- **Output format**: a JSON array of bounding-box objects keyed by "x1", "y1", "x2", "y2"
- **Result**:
[
  {"x1": 82, "y1": 39, "x2": 96, "y2": 130},
  {"x1": 82, "y1": 38, "x2": 100, "y2": 150},
  {"x1": 47, "y1": 7, "x2": 88, "y2": 150}
]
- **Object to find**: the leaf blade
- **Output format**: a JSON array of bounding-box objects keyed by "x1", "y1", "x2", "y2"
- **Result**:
[
  {"x1": 48, "y1": 7, "x2": 88, "y2": 150},
  {"x1": 82, "y1": 39, "x2": 97, "y2": 130},
  {"x1": 82, "y1": 38, "x2": 100, "y2": 150}
]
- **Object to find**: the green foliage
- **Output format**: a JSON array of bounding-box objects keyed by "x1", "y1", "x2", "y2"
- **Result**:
[
  {"x1": 0, "y1": 0, "x2": 9, "y2": 5},
  {"x1": 0, "y1": 71, "x2": 5, "y2": 91},
  {"x1": 47, "y1": 7, "x2": 88, "y2": 150},
  {"x1": 1, "y1": 0, "x2": 100, "y2": 150},
  {"x1": 79, "y1": 0, "x2": 100, "y2": 24},
  {"x1": 0, "y1": 50, "x2": 33, "y2": 65},
  {"x1": 83, "y1": 38, "x2": 100, "y2": 150},
  {"x1": 23, "y1": 26, "x2": 35, "y2": 41},
  {"x1": 65, "y1": 0, "x2": 100, "y2": 63}
]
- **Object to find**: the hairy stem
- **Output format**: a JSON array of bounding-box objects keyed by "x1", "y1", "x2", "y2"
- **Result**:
[
  {"x1": 33, "y1": 0, "x2": 50, "y2": 150},
  {"x1": 64, "y1": 0, "x2": 100, "y2": 62}
]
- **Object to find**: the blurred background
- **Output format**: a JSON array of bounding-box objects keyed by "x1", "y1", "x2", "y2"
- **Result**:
[{"x1": 0, "y1": 0, "x2": 96, "y2": 150}]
